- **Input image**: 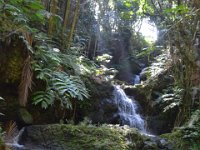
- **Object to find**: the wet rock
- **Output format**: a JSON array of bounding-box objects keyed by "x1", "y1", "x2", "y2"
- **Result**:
[
  {"x1": 124, "y1": 66, "x2": 176, "y2": 135},
  {"x1": 143, "y1": 136, "x2": 173, "y2": 150},
  {"x1": 89, "y1": 85, "x2": 145, "y2": 131},
  {"x1": 158, "y1": 139, "x2": 169, "y2": 149},
  {"x1": 76, "y1": 78, "x2": 114, "y2": 123},
  {"x1": 129, "y1": 59, "x2": 142, "y2": 75},
  {"x1": 143, "y1": 140, "x2": 158, "y2": 150},
  {"x1": 89, "y1": 98, "x2": 119, "y2": 124},
  {"x1": 140, "y1": 68, "x2": 150, "y2": 81}
]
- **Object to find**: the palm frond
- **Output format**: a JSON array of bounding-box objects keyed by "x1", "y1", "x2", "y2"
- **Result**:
[{"x1": 18, "y1": 56, "x2": 33, "y2": 106}]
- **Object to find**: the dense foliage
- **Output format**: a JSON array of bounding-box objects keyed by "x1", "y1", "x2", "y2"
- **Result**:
[
  {"x1": 0, "y1": 0, "x2": 92, "y2": 111},
  {"x1": 0, "y1": 0, "x2": 200, "y2": 149}
]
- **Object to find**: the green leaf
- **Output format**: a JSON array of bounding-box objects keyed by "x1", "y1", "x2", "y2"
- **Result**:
[
  {"x1": 29, "y1": 1, "x2": 44, "y2": 10},
  {"x1": 35, "y1": 11, "x2": 45, "y2": 21},
  {"x1": 41, "y1": 101, "x2": 48, "y2": 109},
  {"x1": 32, "y1": 89, "x2": 55, "y2": 109},
  {"x1": 124, "y1": 2, "x2": 132, "y2": 8},
  {"x1": 5, "y1": 4, "x2": 21, "y2": 12}
]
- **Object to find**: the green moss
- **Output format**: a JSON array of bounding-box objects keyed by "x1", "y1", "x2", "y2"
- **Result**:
[
  {"x1": 5, "y1": 48, "x2": 23, "y2": 83},
  {"x1": 19, "y1": 108, "x2": 33, "y2": 124},
  {"x1": 160, "y1": 129, "x2": 189, "y2": 150},
  {"x1": 59, "y1": 124, "x2": 142, "y2": 150},
  {"x1": 24, "y1": 124, "x2": 144, "y2": 150},
  {"x1": 0, "y1": 38, "x2": 25, "y2": 84}
]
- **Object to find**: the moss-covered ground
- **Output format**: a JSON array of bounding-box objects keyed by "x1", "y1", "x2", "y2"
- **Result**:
[{"x1": 19, "y1": 124, "x2": 144, "y2": 150}]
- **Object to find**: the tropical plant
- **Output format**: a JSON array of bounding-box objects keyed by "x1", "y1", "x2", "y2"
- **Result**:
[
  {"x1": 32, "y1": 71, "x2": 89, "y2": 109},
  {"x1": 0, "y1": 0, "x2": 45, "y2": 37},
  {"x1": 0, "y1": 0, "x2": 95, "y2": 115},
  {"x1": 0, "y1": 0, "x2": 46, "y2": 107},
  {"x1": 138, "y1": 0, "x2": 200, "y2": 127},
  {"x1": 29, "y1": 24, "x2": 97, "y2": 111},
  {"x1": 154, "y1": 86, "x2": 184, "y2": 113}
]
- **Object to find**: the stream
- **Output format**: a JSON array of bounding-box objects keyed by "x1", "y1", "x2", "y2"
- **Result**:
[
  {"x1": 4, "y1": 84, "x2": 172, "y2": 150},
  {"x1": 4, "y1": 75, "x2": 163, "y2": 150}
]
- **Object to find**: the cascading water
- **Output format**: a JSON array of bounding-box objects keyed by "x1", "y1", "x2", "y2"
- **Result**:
[
  {"x1": 133, "y1": 75, "x2": 140, "y2": 84},
  {"x1": 5, "y1": 128, "x2": 25, "y2": 150},
  {"x1": 113, "y1": 85, "x2": 145, "y2": 131}
]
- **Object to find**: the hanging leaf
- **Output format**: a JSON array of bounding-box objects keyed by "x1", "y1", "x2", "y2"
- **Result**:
[
  {"x1": 29, "y1": 1, "x2": 44, "y2": 10},
  {"x1": 0, "y1": 97, "x2": 4, "y2": 101},
  {"x1": 32, "y1": 89, "x2": 55, "y2": 109}
]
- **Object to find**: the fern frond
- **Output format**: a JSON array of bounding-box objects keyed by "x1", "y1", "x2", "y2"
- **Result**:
[
  {"x1": 32, "y1": 71, "x2": 89, "y2": 109},
  {"x1": 51, "y1": 72, "x2": 89, "y2": 100},
  {"x1": 32, "y1": 88, "x2": 55, "y2": 109}
]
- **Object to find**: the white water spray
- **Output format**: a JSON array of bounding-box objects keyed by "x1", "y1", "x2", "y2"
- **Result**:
[
  {"x1": 113, "y1": 85, "x2": 145, "y2": 131},
  {"x1": 5, "y1": 128, "x2": 25, "y2": 149}
]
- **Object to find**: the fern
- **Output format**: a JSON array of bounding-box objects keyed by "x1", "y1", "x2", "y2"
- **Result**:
[
  {"x1": 30, "y1": 26, "x2": 92, "y2": 110},
  {"x1": 1, "y1": 0, "x2": 93, "y2": 112},
  {"x1": 0, "y1": 0, "x2": 45, "y2": 37},
  {"x1": 32, "y1": 72, "x2": 89, "y2": 109},
  {"x1": 31, "y1": 34, "x2": 92, "y2": 109},
  {"x1": 34, "y1": 48, "x2": 62, "y2": 69},
  {"x1": 154, "y1": 86, "x2": 183, "y2": 112},
  {"x1": 51, "y1": 72, "x2": 89, "y2": 100},
  {"x1": 32, "y1": 88, "x2": 55, "y2": 109}
]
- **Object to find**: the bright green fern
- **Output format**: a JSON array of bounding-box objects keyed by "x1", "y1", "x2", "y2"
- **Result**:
[{"x1": 32, "y1": 72, "x2": 89, "y2": 109}]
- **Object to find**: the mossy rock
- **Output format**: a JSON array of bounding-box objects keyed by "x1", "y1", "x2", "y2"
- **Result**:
[
  {"x1": 76, "y1": 76, "x2": 114, "y2": 123},
  {"x1": 18, "y1": 124, "x2": 144, "y2": 150},
  {"x1": 18, "y1": 108, "x2": 33, "y2": 125},
  {"x1": 160, "y1": 110, "x2": 200, "y2": 150},
  {"x1": 0, "y1": 37, "x2": 26, "y2": 84},
  {"x1": 160, "y1": 128, "x2": 194, "y2": 150}
]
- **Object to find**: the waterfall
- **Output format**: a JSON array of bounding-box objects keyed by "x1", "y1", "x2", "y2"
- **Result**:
[
  {"x1": 113, "y1": 85, "x2": 145, "y2": 131},
  {"x1": 133, "y1": 75, "x2": 140, "y2": 84},
  {"x1": 5, "y1": 128, "x2": 25, "y2": 150}
]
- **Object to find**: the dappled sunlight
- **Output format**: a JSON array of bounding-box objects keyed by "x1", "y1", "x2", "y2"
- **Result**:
[
  {"x1": 136, "y1": 18, "x2": 158, "y2": 42},
  {"x1": 1, "y1": 0, "x2": 200, "y2": 149}
]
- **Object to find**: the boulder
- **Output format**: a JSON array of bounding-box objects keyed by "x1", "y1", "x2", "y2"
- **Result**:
[{"x1": 18, "y1": 124, "x2": 144, "y2": 150}]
